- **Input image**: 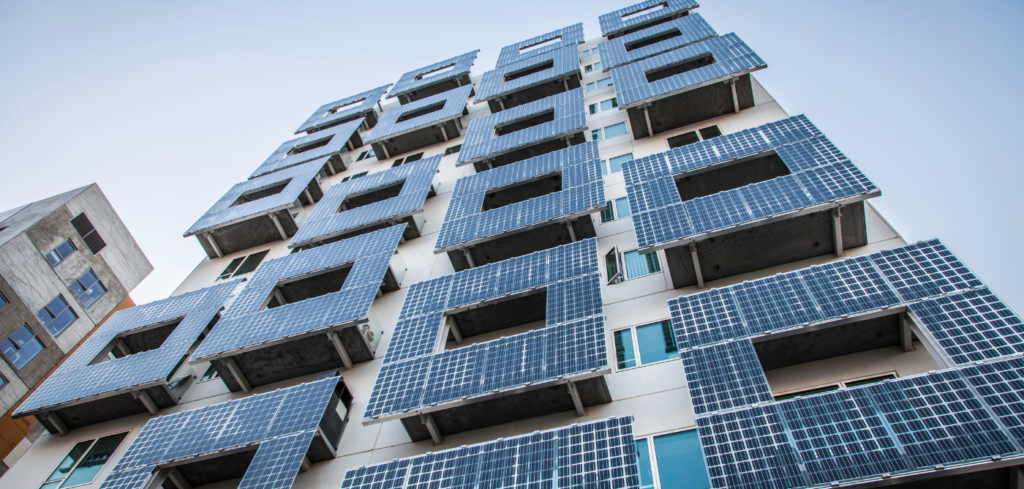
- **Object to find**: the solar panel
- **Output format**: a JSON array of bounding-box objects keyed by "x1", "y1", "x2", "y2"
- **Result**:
[
  {"x1": 237, "y1": 431, "x2": 315, "y2": 489},
  {"x1": 598, "y1": 0, "x2": 699, "y2": 38},
  {"x1": 341, "y1": 415, "x2": 640, "y2": 488},
  {"x1": 436, "y1": 142, "x2": 603, "y2": 252},
  {"x1": 960, "y1": 357, "x2": 1024, "y2": 446},
  {"x1": 910, "y1": 288, "x2": 1024, "y2": 365},
  {"x1": 251, "y1": 118, "x2": 364, "y2": 179},
  {"x1": 388, "y1": 50, "x2": 479, "y2": 101},
  {"x1": 477, "y1": 45, "x2": 581, "y2": 104},
  {"x1": 599, "y1": 14, "x2": 717, "y2": 71},
  {"x1": 294, "y1": 84, "x2": 390, "y2": 134},
  {"x1": 291, "y1": 155, "x2": 441, "y2": 247},
  {"x1": 696, "y1": 405, "x2": 805, "y2": 489},
  {"x1": 367, "y1": 85, "x2": 472, "y2": 143},
  {"x1": 610, "y1": 33, "x2": 766, "y2": 108},
  {"x1": 681, "y1": 339, "x2": 773, "y2": 416},
  {"x1": 456, "y1": 88, "x2": 587, "y2": 167},
  {"x1": 495, "y1": 23, "x2": 584, "y2": 68}
]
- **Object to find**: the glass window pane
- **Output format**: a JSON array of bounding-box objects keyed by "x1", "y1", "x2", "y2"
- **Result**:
[
  {"x1": 604, "y1": 122, "x2": 628, "y2": 139},
  {"x1": 47, "y1": 296, "x2": 69, "y2": 314},
  {"x1": 597, "y1": 77, "x2": 613, "y2": 89},
  {"x1": 233, "y1": 250, "x2": 270, "y2": 276},
  {"x1": 613, "y1": 330, "x2": 637, "y2": 369},
  {"x1": 591, "y1": 130, "x2": 602, "y2": 141},
  {"x1": 623, "y1": 250, "x2": 659, "y2": 279},
  {"x1": 45, "y1": 250, "x2": 63, "y2": 266},
  {"x1": 609, "y1": 153, "x2": 633, "y2": 173},
  {"x1": 0, "y1": 292, "x2": 7, "y2": 308},
  {"x1": 594, "y1": 62, "x2": 602, "y2": 71},
  {"x1": 79, "y1": 271, "x2": 99, "y2": 288},
  {"x1": 636, "y1": 321, "x2": 678, "y2": 365},
  {"x1": 78, "y1": 281, "x2": 106, "y2": 308},
  {"x1": 698, "y1": 125, "x2": 722, "y2": 140},
  {"x1": 585, "y1": 65, "x2": 593, "y2": 73},
  {"x1": 56, "y1": 240, "x2": 76, "y2": 259},
  {"x1": 10, "y1": 336, "x2": 43, "y2": 369},
  {"x1": 589, "y1": 103, "x2": 598, "y2": 115},
  {"x1": 366, "y1": 149, "x2": 375, "y2": 158},
  {"x1": 404, "y1": 152, "x2": 423, "y2": 163},
  {"x1": 219, "y1": 257, "x2": 245, "y2": 280},
  {"x1": 654, "y1": 430, "x2": 711, "y2": 489},
  {"x1": 615, "y1": 198, "x2": 631, "y2": 219},
  {"x1": 444, "y1": 144, "x2": 461, "y2": 155},
  {"x1": 600, "y1": 160, "x2": 609, "y2": 176},
  {"x1": 667, "y1": 131, "x2": 701, "y2": 149},
  {"x1": 605, "y1": 249, "x2": 621, "y2": 284},
  {"x1": 68, "y1": 280, "x2": 86, "y2": 296},
  {"x1": 600, "y1": 202, "x2": 615, "y2": 223},
  {"x1": 48, "y1": 307, "x2": 79, "y2": 334},
  {"x1": 600, "y1": 99, "x2": 617, "y2": 111},
  {"x1": 10, "y1": 325, "x2": 35, "y2": 347},
  {"x1": 60, "y1": 432, "x2": 128, "y2": 487},
  {"x1": 0, "y1": 340, "x2": 16, "y2": 359},
  {"x1": 43, "y1": 440, "x2": 92, "y2": 485},
  {"x1": 586, "y1": 82, "x2": 596, "y2": 92},
  {"x1": 36, "y1": 307, "x2": 56, "y2": 325},
  {"x1": 636, "y1": 440, "x2": 656, "y2": 489}
]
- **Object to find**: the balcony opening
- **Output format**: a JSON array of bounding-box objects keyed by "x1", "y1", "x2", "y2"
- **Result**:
[
  {"x1": 329, "y1": 98, "x2": 365, "y2": 114},
  {"x1": 495, "y1": 110, "x2": 555, "y2": 136},
  {"x1": 288, "y1": 137, "x2": 332, "y2": 156},
  {"x1": 416, "y1": 64, "x2": 455, "y2": 80},
  {"x1": 264, "y1": 264, "x2": 353, "y2": 310},
  {"x1": 504, "y1": 60, "x2": 556, "y2": 82},
  {"x1": 482, "y1": 172, "x2": 562, "y2": 211},
  {"x1": 675, "y1": 153, "x2": 790, "y2": 202},
  {"x1": 622, "y1": 2, "x2": 667, "y2": 21},
  {"x1": 442, "y1": 288, "x2": 547, "y2": 350},
  {"x1": 164, "y1": 447, "x2": 257, "y2": 488},
  {"x1": 230, "y1": 181, "x2": 290, "y2": 207},
  {"x1": 396, "y1": 102, "x2": 446, "y2": 123},
  {"x1": 645, "y1": 54, "x2": 715, "y2": 83},
  {"x1": 339, "y1": 180, "x2": 406, "y2": 212},
  {"x1": 91, "y1": 318, "x2": 183, "y2": 364},
  {"x1": 519, "y1": 36, "x2": 562, "y2": 54},
  {"x1": 625, "y1": 29, "x2": 682, "y2": 52}
]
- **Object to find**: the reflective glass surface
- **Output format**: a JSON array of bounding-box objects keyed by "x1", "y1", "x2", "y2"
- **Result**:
[
  {"x1": 654, "y1": 430, "x2": 711, "y2": 489},
  {"x1": 614, "y1": 329, "x2": 636, "y2": 369}
]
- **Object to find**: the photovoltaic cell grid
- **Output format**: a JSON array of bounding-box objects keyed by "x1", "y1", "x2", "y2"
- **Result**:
[
  {"x1": 623, "y1": 115, "x2": 879, "y2": 251},
  {"x1": 184, "y1": 159, "x2": 324, "y2": 237},
  {"x1": 598, "y1": 14, "x2": 717, "y2": 71},
  {"x1": 290, "y1": 155, "x2": 441, "y2": 247},
  {"x1": 388, "y1": 50, "x2": 479, "y2": 100},
  {"x1": 598, "y1": 0, "x2": 699, "y2": 38},
  {"x1": 495, "y1": 23, "x2": 585, "y2": 68},
  {"x1": 342, "y1": 415, "x2": 640, "y2": 488},
  {"x1": 910, "y1": 289, "x2": 1024, "y2": 365},
  {"x1": 477, "y1": 45, "x2": 581, "y2": 103},
  {"x1": 364, "y1": 239, "x2": 607, "y2": 421},
  {"x1": 251, "y1": 119, "x2": 364, "y2": 179},
  {"x1": 610, "y1": 33, "x2": 766, "y2": 108},
  {"x1": 14, "y1": 281, "x2": 236, "y2": 416},
  {"x1": 436, "y1": 142, "x2": 603, "y2": 252},
  {"x1": 457, "y1": 88, "x2": 587, "y2": 166},
  {"x1": 294, "y1": 84, "x2": 390, "y2": 134},
  {"x1": 681, "y1": 339, "x2": 773, "y2": 417},
  {"x1": 367, "y1": 85, "x2": 472, "y2": 143},
  {"x1": 189, "y1": 226, "x2": 404, "y2": 361},
  {"x1": 99, "y1": 378, "x2": 337, "y2": 489}
]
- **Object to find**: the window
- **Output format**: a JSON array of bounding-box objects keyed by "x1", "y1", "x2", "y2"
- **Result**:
[
  {"x1": 392, "y1": 152, "x2": 424, "y2": 168},
  {"x1": 341, "y1": 171, "x2": 369, "y2": 182},
  {"x1": 613, "y1": 320, "x2": 677, "y2": 369},
  {"x1": 44, "y1": 239, "x2": 77, "y2": 266},
  {"x1": 582, "y1": 47, "x2": 599, "y2": 58},
  {"x1": 592, "y1": 122, "x2": 629, "y2": 141},
  {"x1": 635, "y1": 430, "x2": 711, "y2": 489},
  {"x1": 600, "y1": 197, "x2": 632, "y2": 223},
  {"x1": 586, "y1": 77, "x2": 613, "y2": 92},
  {"x1": 217, "y1": 250, "x2": 269, "y2": 281},
  {"x1": 666, "y1": 125, "x2": 723, "y2": 149},
  {"x1": 444, "y1": 144, "x2": 462, "y2": 156},
  {"x1": 355, "y1": 148, "x2": 376, "y2": 162},
  {"x1": 0, "y1": 291, "x2": 7, "y2": 310},
  {"x1": 588, "y1": 97, "x2": 618, "y2": 115},
  {"x1": 773, "y1": 373, "x2": 897, "y2": 401},
  {"x1": 70, "y1": 213, "x2": 105, "y2": 254},
  {"x1": 606, "y1": 247, "x2": 661, "y2": 284},
  {"x1": 601, "y1": 153, "x2": 632, "y2": 175},
  {"x1": 1, "y1": 325, "x2": 44, "y2": 370},
  {"x1": 199, "y1": 365, "x2": 221, "y2": 382},
  {"x1": 584, "y1": 62, "x2": 603, "y2": 73},
  {"x1": 391, "y1": 157, "x2": 405, "y2": 168},
  {"x1": 39, "y1": 432, "x2": 129, "y2": 489},
  {"x1": 37, "y1": 295, "x2": 78, "y2": 336},
  {"x1": 69, "y1": 270, "x2": 106, "y2": 308}
]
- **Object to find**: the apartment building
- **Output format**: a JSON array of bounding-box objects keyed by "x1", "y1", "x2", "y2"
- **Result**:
[{"x1": 4, "y1": 1, "x2": 1023, "y2": 488}]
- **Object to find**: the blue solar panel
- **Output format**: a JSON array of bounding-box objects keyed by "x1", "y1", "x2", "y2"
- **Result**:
[
  {"x1": 870, "y1": 238, "x2": 984, "y2": 302},
  {"x1": 911, "y1": 288, "x2": 1024, "y2": 364},
  {"x1": 291, "y1": 155, "x2": 441, "y2": 247},
  {"x1": 599, "y1": 14, "x2": 717, "y2": 71},
  {"x1": 98, "y1": 467, "x2": 155, "y2": 489},
  {"x1": 342, "y1": 416, "x2": 639, "y2": 488},
  {"x1": 251, "y1": 119, "x2": 364, "y2": 179},
  {"x1": 960, "y1": 358, "x2": 1024, "y2": 447},
  {"x1": 495, "y1": 23, "x2": 584, "y2": 68},
  {"x1": 696, "y1": 405, "x2": 805, "y2": 489},
  {"x1": 436, "y1": 142, "x2": 603, "y2": 252},
  {"x1": 388, "y1": 51, "x2": 479, "y2": 101},
  {"x1": 367, "y1": 85, "x2": 471, "y2": 144},
  {"x1": 457, "y1": 88, "x2": 587, "y2": 167},
  {"x1": 610, "y1": 33, "x2": 766, "y2": 108},
  {"x1": 184, "y1": 159, "x2": 324, "y2": 237},
  {"x1": 294, "y1": 84, "x2": 390, "y2": 134},
  {"x1": 598, "y1": 0, "x2": 699, "y2": 38},
  {"x1": 237, "y1": 431, "x2": 315, "y2": 489},
  {"x1": 477, "y1": 45, "x2": 581, "y2": 104},
  {"x1": 681, "y1": 339, "x2": 773, "y2": 416}
]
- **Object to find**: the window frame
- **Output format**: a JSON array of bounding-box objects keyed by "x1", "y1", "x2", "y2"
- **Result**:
[
  {"x1": 634, "y1": 428, "x2": 710, "y2": 489},
  {"x1": 39, "y1": 431, "x2": 130, "y2": 489},
  {"x1": 622, "y1": 249, "x2": 661, "y2": 280},
  {"x1": 600, "y1": 197, "x2": 632, "y2": 223},
  {"x1": 606, "y1": 247, "x2": 663, "y2": 284},
  {"x1": 0, "y1": 291, "x2": 7, "y2": 310},
  {"x1": 611, "y1": 320, "x2": 678, "y2": 371},
  {"x1": 69, "y1": 270, "x2": 106, "y2": 308},
  {"x1": 45, "y1": 239, "x2": 78, "y2": 267},
  {"x1": 666, "y1": 124, "x2": 723, "y2": 149},
  {"x1": 585, "y1": 77, "x2": 613, "y2": 92},
  {"x1": 216, "y1": 250, "x2": 270, "y2": 282},
  {"x1": 1, "y1": 324, "x2": 45, "y2": 370},
  {"x1": 589, "y1": 97, "x2": 619, "y2": 115},
  {"x1": 198, "y1": 364, "x2": 221, "y2": 382},
  {"x1": 37, "y1": 295, "x2": 78, "y2": 337},
  {"x1": 605, "y1": 246, "x2": 623, "y2": 285},
  {"x1": 593, "y1": 122, "x2": 630, "y2": 142},
  {"x1": 443, "y1": 144, "x2": 462, "y2": 156},
  {"x1": 772, "y1": 372, "x2": 899, "y2": 401}
]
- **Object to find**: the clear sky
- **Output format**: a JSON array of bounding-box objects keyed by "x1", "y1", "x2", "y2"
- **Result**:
[{"x1": 1, "y1": 1, "x2": 1022, "y2": 310}]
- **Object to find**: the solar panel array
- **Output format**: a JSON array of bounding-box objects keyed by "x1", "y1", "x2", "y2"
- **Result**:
[
  {"x1": 436, "y1": 142, "x2": 603, "y2": 252},
  {"x1": 610, "y1": 33, "x2": 765, "y2": 108},
  {"x1": 681, "y1": 339, "x2": 773, "y2": 417},
  {"x1": 99, "y1": 377, "x2": 338, "y2": 489},
  {"x1": 598, "y1": 0, "x2": 699, "y2": 38},
  {"x1": 367, "y1": 85, "x2": 472, "y2": 143},
  {"x1": 598, "y1": 14, "x2": 717, "y2": 71},
  {"x1": 477, "y1": 45, "x2": 582, "y2": 103},
  {"x1": 388, "y1": 50, "x2": 480, "y2": 100},
  {"x1": 294, "y1": 84, "x2": 390, "y2": 134},
  {"x1": 495, "y1": 23, "x2": 585, "y2": 68},
  {"x1": 250, "y1": 119, "x2": 364, "y2": 179},
  {"x1": 623, "y1": 115, "x2": 879, "y2": 251},
  {"x1": 364, "y1": 238, "x2": 607, "y2": 421},
  {"x1": 15, "y1": 281, "x2": 236, "y2": 416},
  {"x1": 184, "y1": 158, "x2": 323, "y2": 237},
  {"x1": 190, "y1": 226, "x2": 404, "y2": 361},
  {"x1": 290, "y1": 155, "x2": 442, "y2": 247},
  {"x1": 457, "y1": 88, "x2": 587, "y2": 166},
  {"x1": 342, "y1": 415, "x2": 641, "y2": 488}
]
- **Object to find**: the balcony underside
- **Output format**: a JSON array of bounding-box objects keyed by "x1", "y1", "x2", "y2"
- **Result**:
[
  {"x1": 447, "y1": 216, "x2": 597, "y2": 272},
  {"x1": 486, "y1": 76, "x2": 581, "y2": 113},
  {"x1": 370, "y1": 116, "x2": 464, "y2": 159},
  {"x1": 299, "y1": 213, "x2": 427, "y2": 251},
  {"x1": 398, "y1": 74, "x2": 474, "y2": 104},
  {"x1": 471, "y1": 132, "x2": 587, "y2": 173},
  {"x1": 626, "y1": 74, "x2": 754, "y2": 139},
  {"x1": 40, "y1": 383, "x2": 181, "y2": 433}
]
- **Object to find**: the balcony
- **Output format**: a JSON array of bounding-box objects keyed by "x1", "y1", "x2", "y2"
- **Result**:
[
  {"x1": 436, "y1": 142, "x2": 604, "y2": 271},
  {"x1": 494, "y1": 23, "x2": 584, "y2": 68},
  {"x1": 387, "y1": 50, "x2": 478, "y2": 104},
  {"x1": 251, "y1": 118, "x2": 365, "y2": 178},
  {"x1": 598, "y1": 0, "x2": 699, "y2": 39},
  {"x1": 598, "y1": 14, "x2": 716, "y2": 72},
  {"x1": 13, "y1": 281, "x2": 236, "y2": 433},
  {"x1": 366, "y1": 85, "x2": 471, "y2": 160},
  {"x1": 477, "y1": 45, "x2": 582, "y2": 113},
  {"x1": 184, "y1": 159, "x2": 325, "y2": 259},
  {"x1": 294, "y1": 84, "x2": 390, "y2": 135},
  {"x1": 624, "y1": 115, "x2": 879, "y2": 289},
  {"x1": 188, "y1": 226, "x2": 406, "y2": 392}
]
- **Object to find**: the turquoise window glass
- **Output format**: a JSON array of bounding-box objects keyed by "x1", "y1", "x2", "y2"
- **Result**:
[
  {"x1": 636, "y1": 440, "x2": 656, "y2": 489},
  {"x1": 613, "y1": 329, "x2": 636, "y2": 369},
  {"x1": 636, "y1": 321, "x2": 678, "y2": 365},
  {"x1": 654, "y1": 430, "x2": 711, "y2": 489}
]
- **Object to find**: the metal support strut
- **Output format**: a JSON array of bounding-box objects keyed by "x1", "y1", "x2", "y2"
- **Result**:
[
  {"x1": 689, "y1": 243, "x2": 705, "y2": 289},
  {"x1": 643, "y1": 104, "x2": 654, "y2": 138},
  {"x1": 133, "y1": 390, "x2": 159, "y2": 415},
  {"x1": 446, "y1": 316, "x2": 464, "y2": 345},
  {"x1": 730, "y1": 78, "x2": 740, "y2": 114},
  {"x1": 46, "y1": 412, "x2": 69, "y2": 436},
  {"x1": 269, "y1": 212, "x2": 288, "y2": 240},
  {"x1": 566, "y1": 221, "x2": 577, "y2": 242},
  {"x1": 204, "y1": 233, "x2": 223, "y2": 258},
  {"x1": 832, "y1": 206, "x2": 844, "y2": 258},
  {"x1": 328, "y1": 330, "x2": 354, "y2": 370},
  {"x1": 440, "y1": 124, "x2": 449, "y2": 141},
  {"x1": 899, "y1": 312, "x2": 915, "y2": 352},
  {"x1": 421, "y1": 413, "x2": 444, "y2": 445},
  {"x1": 462, "y1": 248, "x2": 477, "y2": 268},
  {"x1": 224, "y1": 357, "x2": 252, "y2": 393},
  {"x1": 566, "y1": 380, "x2": 586, "y2": 416}
]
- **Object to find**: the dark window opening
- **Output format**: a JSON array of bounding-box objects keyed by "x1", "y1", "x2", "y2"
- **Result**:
[
  {"x1": 230, "y1": 181, "x2": 290, "y2": 207},
  {"x1": 625, "y1": 29, "x2": 682, "y2": 52},
  {"x1": 391, "y1": 158, "x2": 405, "y2": 168},
  {"x1": 70, "y1": 213, "x2": 106, "y2": 254},
  {"x1": 481, "y1": 172, "x2": 562, "y2": 211},
  {"x1": 106, "y1": 318, "x2": 184, "y2": 359},
  {"x1": 519, "y1": 36, "x2": 562, "y2": 54},
  {"x1": 494, "y1": 110, "x2": 555, "y2": 136},
  {"x1": 288, "y1": 137, "x2": 332, "y2": 156},
  {"x1": 339, "y1": 180, "x2": 406, "y2": 212},
  {"x1": 645, "y1": 54, "x2": 715, "y2": 83},
  {"x1": 397, "y1": 102, "x2": 446, "y2": 123},
  {"x1": 199, "y1": 365, "x2": 220, "y2": 381},
  {"x1": 504, "y1": 60, "x2": 555, "y2": 82},
  {"x1": 699, "y1": 126, "x2": 722, "y2": 140},
  {"x1": 444, "y1": 288, "x2": 547, "y2": 349},
  {"x1": 232, "y1": 250, "x2": 270, "y2": 276},
  {"x1": 416, "y1": 64, "x2": 455, "y2": 80},
  {"x1": 162, "y1": 447, "x2": 258, "y2": 489},
  {"x1": 444, "y1": 144, "x2": 462, "y2": 156},
  {"x1": 319, "y1": 384, "x2": 354, "y2": 451},
  {"x1": 265, "y1": 264, "x2": 353, "y2": 309},
  {"x1": 667, "y1": 125, "x2": 722, "y2": 149},
  {"x1": 622, "y1": 2, "x2": 667, "y2": 21},
  {"x1": 329, "y1": 98, "x2": 365, "y2": 113},
  {"x1": 674, "y1": 153, "x2": 790, "y2": 202},
  {"x1": 774, "y1": 374, "x2": 897, "y2": 401}
]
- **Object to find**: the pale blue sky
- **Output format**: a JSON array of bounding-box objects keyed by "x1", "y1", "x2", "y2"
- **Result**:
[{"x1": 1, "y1": 1, "x2": 1022, "y2": 310}]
